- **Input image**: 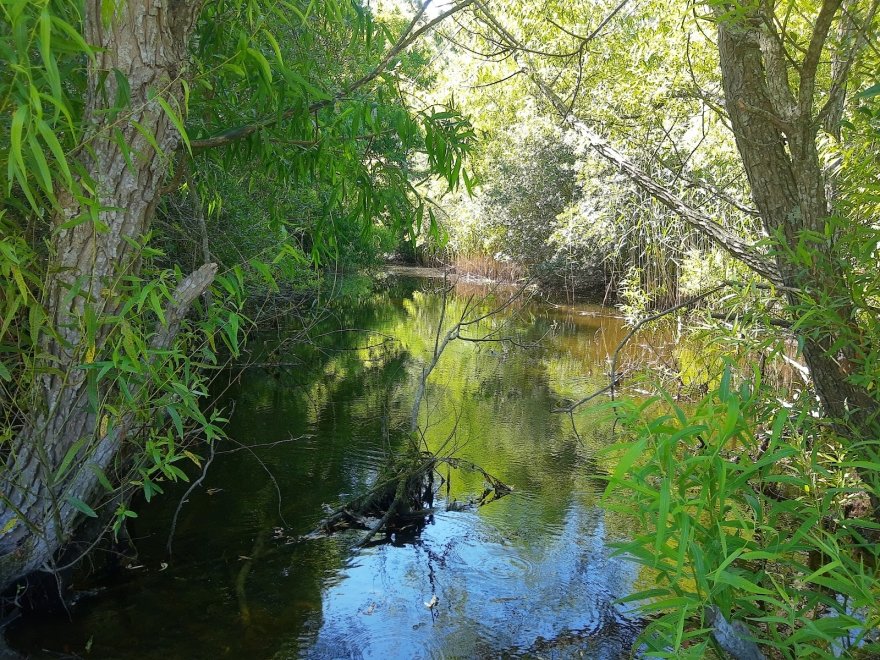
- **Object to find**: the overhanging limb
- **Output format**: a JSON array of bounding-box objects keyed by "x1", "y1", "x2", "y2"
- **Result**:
[{"x1": 472, "y1": 2, "x2": 784, "y2": 287}]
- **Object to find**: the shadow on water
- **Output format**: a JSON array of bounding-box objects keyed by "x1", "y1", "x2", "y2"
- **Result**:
[{"x1": 8, "y1": 273, "x2": 657, "y2": 659}]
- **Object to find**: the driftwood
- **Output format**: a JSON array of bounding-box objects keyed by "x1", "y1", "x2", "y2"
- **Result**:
[{"x1": 307, "y1": 450, "x2": 513, "y2": 546}]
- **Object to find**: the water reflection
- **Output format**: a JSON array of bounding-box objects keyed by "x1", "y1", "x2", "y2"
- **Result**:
[
  {"x1": 303, "y1": 508, "x2": 640, "y2": 659},
  {"x1": 9, "y1": 273, "x2": 652, "y2": 658}
]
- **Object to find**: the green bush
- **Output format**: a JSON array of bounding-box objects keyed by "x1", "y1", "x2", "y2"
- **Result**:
[{"x1": 606, "y1": 370, "x2": 880, "y2": 658}]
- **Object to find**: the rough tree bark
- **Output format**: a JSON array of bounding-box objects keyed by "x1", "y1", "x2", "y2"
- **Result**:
[
  {"x1": 713, "y1": 0, "x2": 880, "y2": 439},
  {"x1": 0, "y1": 1, "x2": 209, "y2": 592}
]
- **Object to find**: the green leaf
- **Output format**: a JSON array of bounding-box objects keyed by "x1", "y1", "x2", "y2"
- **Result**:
[
  {"x1": 714, "y1": 570, "x2": 773, "y2": 595},
  {"x1": 27, "y1": 132, "x2": 54, "y2": 197},
  {"x1": 149, "y1": 289, "x2": 166, "y2": 325},
  {"x1": 53, "y1": 437, "x2": 88, "y2": 484},
  {"x1": 36, "y1": 120, "x2": 73, "y2": 187},
  {"x1": 89, "y1": 464, "x2": 114, "y2": 492},
  {"x1": 10, "y1": 105, "x2": 28, "y2": 184},
  {"x1": 131, "y1": 119, "x2": 163, "y2": 156},
  {"x1": 606, "y1": 437, "x2": 647, "y2": 495},
  {"x1": 262, "y1": 28, "x2": 284, "y2": 66},
  {"x1": 51, "y1": 15, "x2": 93, "y2": 56},
  {"x1": 67, "y1": 495, "x2": 98, "y2": 518},
  {"x1": 857, "y1": 82, "x2": 880, "y2": 99},
  {"x1": 226, "y1": 312, "x2": 240, "y2": 354},
  {"x1": 39, "y1": 10, "x2": 63, "y2": 102},
  {"x1": 167, "y1": 406, "x2": 184, "y2": 438},
  {"x1": 155, "y1": 95, "x2": 191, "y2": 154},
  {"x1": 247, "y1": 47, "x2": 273, "y2": 86},
  {"x1": 101, "y1": 0, "x2": 119, "y2": 27},
  {"x1": 111, "y1": 68, "x2": 131, "y2": 117}
]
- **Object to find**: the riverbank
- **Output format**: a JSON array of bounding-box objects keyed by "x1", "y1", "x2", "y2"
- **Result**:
[{"x1": 383, "y1": 262, "x2": 614, "y2": 305}]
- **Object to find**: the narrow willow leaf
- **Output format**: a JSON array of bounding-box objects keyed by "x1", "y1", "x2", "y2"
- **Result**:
[
  {"x1": 67, "y1": 495, "x2": 98, "y2": 518},
  {"x1": 53, "y1": 437, "x2": 88, "y2": 484},
  {"x1": 714, "y1": 570, "x2": 773, "y2": 595},
  {"x1": 50, "y1": 15, "x2": 93, "y2": 56},
  {"x1": 39, "y1": 10, "x2": 63, "y2": 102},
  {"x1": 607, "y1": 437, "x2": 647, "y2": 494},
  {"x1": 262, "y1": 28, "x2": 284, "y2": 65},
  {"x1": 131, "y1": 119, "x2": 163, "y2": 156},
  {"x1": 167, "y1": 406, "x2": 184, "y2": 439},
  {"x1": 27, "y1": 132, "x2": 54, "y2": 197},
  {"x1": 111, "y1": 68, "x2": 131, "y2": 117},
  {"x1": 89, "y1": 464, "x2": 114, "y2": 492},
  {"x1": 156, "y1": 96, "x2": 191, "y2": 154},
  {"x1": 247, "y1": 47, "x2": 273, "y2": 85},
  {"x1": 36, "y1": 119, "x2": 73, "y2": 186},
  {"x1": 10, "y1": 105, "x2": 28, "y2": 181},
  {"x1": 857, "y1": 82, "x2": 880, "y2": 99}
]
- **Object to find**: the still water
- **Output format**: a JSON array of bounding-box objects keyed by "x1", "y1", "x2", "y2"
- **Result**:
[{"x1": 11, "y1": 273, "x2": 657, "y2": 658}]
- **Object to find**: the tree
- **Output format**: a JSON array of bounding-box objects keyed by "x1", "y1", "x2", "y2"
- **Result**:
[
  {"x1": 0, "y1": 0, "x2": 473, "y2": 593},
  {"x1": 457, "y1": 1, "x2": 880, "y2": 653},
  {"x1": 711, "y1": 0, "x2": 880, "y2": 445},
  {"x1": 1, "y1": 0, "x2": 208, "y2": 592},
  {"x1": 473, "y1": 0, "x2": 880, "y2": 464}
]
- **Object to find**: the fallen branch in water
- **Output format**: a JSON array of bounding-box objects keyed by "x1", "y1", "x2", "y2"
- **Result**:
[
  {"x1": 166, "y1": 441, "x2": 216, "y2": 557},
  {"x1": 301, "y1": 277, "x2": 531, "y2": 546}
]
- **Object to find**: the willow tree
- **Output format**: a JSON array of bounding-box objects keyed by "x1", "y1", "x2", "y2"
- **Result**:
[
  {"x1": 711, "y1": 0, "x2": 880, "y2": 441},
  {"x1": 0, "y1": 0, "x2": 208, "y2": 593},
  {"x1": 474, "y1": 0, "x2": 880, "y2": 451},
  {"x1": 0, "y1": 0, "x2": 473, "y2": 593}
]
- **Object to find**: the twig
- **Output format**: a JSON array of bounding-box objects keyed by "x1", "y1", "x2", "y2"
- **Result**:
[
  {"x1": 610, "y1": 283, "x2": 729, "y2": 399},
  {"x1": 555, "y1": 282, "x2": 730, "y2": 416},
  {"x1": 166, "y1": 441, "x2": 217, "y2": 557},
  {"x1": 554, "y1": 382, "x2": 617, "y2": 414}
]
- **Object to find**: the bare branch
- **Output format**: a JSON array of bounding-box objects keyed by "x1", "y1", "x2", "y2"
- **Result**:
[
  {"x1": 547, "y1": 0, "x2": 632, "y2": 44},
  {"x1": 167, "y1": 441, "x2": 216, "y2": 557},
  {"x1": 555, "y1": 282, "x2": 730, "y2": 414},
  {"x1": 799, "y1": 0, "x2": 845, "y2": 114},
  {"x1": 467, "y1": 68, "x2": 525, "y2": 88}
]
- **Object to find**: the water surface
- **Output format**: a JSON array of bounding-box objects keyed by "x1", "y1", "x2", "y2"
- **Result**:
[{"x1": 10, "y1": 274, "x2": 655, "y2": 658}]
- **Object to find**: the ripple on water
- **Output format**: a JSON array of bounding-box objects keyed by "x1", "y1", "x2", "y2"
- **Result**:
[
  {"x1": 7, "y1": 278, "x2": 648, "y2": 660},
  {"x1": 297, "y1": 504, "x2": 641, "y2": 658}
]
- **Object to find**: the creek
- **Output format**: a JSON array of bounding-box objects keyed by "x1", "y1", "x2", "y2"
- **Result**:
[{"x1": 9, "y1": 272, "x2": 661, "y2": 658}]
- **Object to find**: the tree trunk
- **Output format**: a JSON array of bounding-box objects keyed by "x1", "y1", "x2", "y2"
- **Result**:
[
  {"x1": 714, "y1": 5, "x2": 880, "y2": 440},
  {"x1": 0, "y1": 1, "x2": 207, "y2": 592}
]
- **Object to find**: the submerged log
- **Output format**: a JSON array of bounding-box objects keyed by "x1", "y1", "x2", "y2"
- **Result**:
[{"x1": 706, "y1": 606, "x2": 766, "y2": 660}]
